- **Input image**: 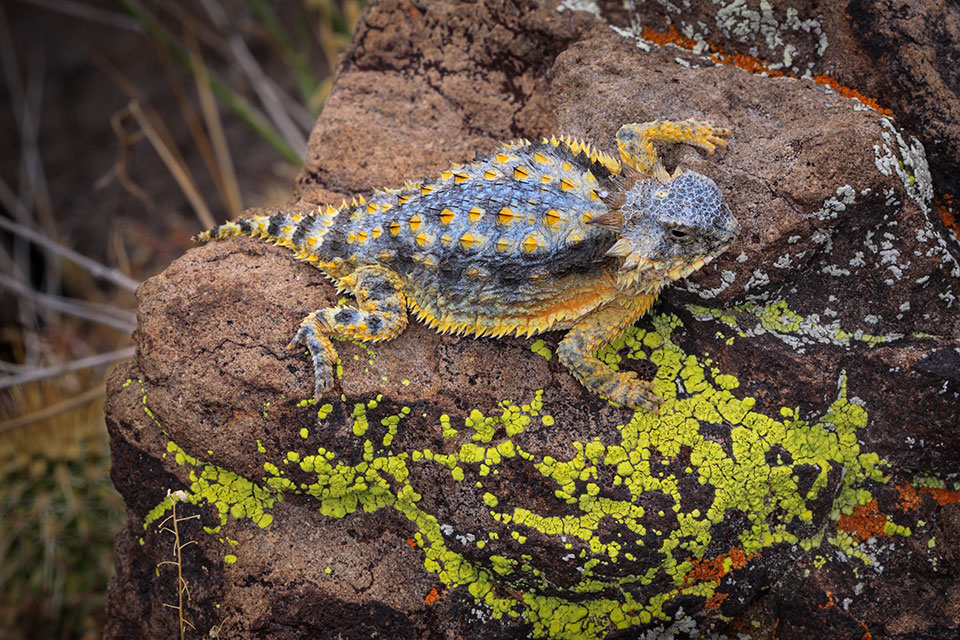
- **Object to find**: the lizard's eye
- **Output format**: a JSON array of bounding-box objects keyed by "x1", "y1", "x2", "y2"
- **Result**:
[{"x1": 667, "y1": 225, "x2": 695, "y2": 243}]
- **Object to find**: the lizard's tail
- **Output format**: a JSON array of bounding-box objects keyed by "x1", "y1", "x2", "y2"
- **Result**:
[{"x1": 193, "y1": 206, "x2": 341, "y2": 255}]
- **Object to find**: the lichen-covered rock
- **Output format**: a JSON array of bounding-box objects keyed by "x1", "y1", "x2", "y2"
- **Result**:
[
  {"x1": 104, "y1": 1, "x2": 960, "y2": 639},
  {"x1": 586, "y1": 0, "x2": 960, "y2": 234}
]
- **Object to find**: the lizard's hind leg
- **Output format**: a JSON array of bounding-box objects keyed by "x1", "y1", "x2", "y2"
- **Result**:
[{"x1": 288, "y1": 265, "x2": 408, "y2": 399}]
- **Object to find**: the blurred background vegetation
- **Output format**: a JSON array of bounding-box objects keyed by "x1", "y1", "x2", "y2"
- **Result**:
[{"x1": 0, "y1": 1, "x2": 361, "y2": 637}]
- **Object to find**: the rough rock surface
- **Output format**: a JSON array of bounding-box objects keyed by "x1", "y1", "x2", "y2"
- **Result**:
[
  {"x1": 591, "y1": 0, "x2": 960, "y2": 232},
  {"x1": 105, "y1": 1, "x2": 960, "y2": 639}
]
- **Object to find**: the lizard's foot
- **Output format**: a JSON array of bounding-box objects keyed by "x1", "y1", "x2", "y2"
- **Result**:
[
  {"x1": 691, "y1": 122, "x2": 731, "y2": 154},
  {"x1": 288, "y1": 312, "x2": 339, "y2": 400},
  {"x1": 599, "y1": 370, "x2": 662, "y2": 412}
]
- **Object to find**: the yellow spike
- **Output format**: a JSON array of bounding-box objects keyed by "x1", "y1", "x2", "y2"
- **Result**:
[
  {"x1": 366, "y1": 202, "x2": 378, "y2": 213},
  {"x1": 522, "y1": 235, "x2": 539, "y2": 253},
  {"x1": 589, "y1": 190, "x2": 600, "y2": 201},
  {"x1": 398, "y1": 195, "x2": 410, "y2": 205},
  {"x1": 544, "y1": 209, "x2": 561, "y2": 226},
  {"x1": 560, "y1": 177, "x2": 576, "y2": 192},
  {"x1": 465, "y1": 266, "x2": 479, "y2": 279},
  {"x1": 440, "y1": 233, "x2": 452, "y2": 245},
  {"x1": 606, "y1": 237, "x2": 633, "y2": 257},
  {"x1": 495, "y1": 153, "x2": 510, "y2": 164},
  {"x1": 351, "y1": 197, "x2": 358, "y2": 207},
  {"x1": 561, "y1": 161, "x2": 572, "y2": 171},
  {"x1": 550, "y1": 135, "x2": 559, "y2": 146},
  {"x1": 496, "y1": 238, "x2": 510, "y2": 252},
  {"x1": 388, "y1": 221, "x2": 402, "y2": 236},
  {"x1": 371, "y1": 226, "x2": 382, "y2": 239},
  {"x1": 513, "y1": 166, "x2": 530, "y2": 180},
  {"x1": 421, "y1": 185, "x2": 434, "y2": 195},
  {"x1": 540, "y1": 174, "x2": 552, "y2": 184},
  {"x1": 581, "y1": 211, "x2": 594, "y2": 223},
  {"x1": 468, "y1": 206, "x2": 483, "y2": 222},
  {"x1": 533, "y1": 151, "x2": 548, "y2": 163},
  {"x1": 381, "y1": 202, "x2": 392, "y2": 211},
  {"x1": 358, "y1": 194, "x2": 366, "y2": 204},
  {"x1": 497, "y1": 207, "x2": 515, "y2": 225},
  {"x1": 409, "y1": 215, "x2": 422, "y2": 231},
  {"x1": 439, "y1": 208, "x2": 455, "y2": 225},
  {"x1": 441, "y1": 170, "x2": 453, "y2": 180},
  {"x1": 378, "y1": 249, "x2": 396, "y2": 262},
  {"x1": 422, "y1": 255, "x2": 436, "y2": 267},
  {"x1": 484, "y1": 169, "x2": 498, "y2": 180},
  {"x1": 589, "y1": 149, "x2": 599, "y2": 163},
  {"x1": 306, "y1": 236, "x2": 318, "y2": 247},
  {"x1": 567, "y1": 230, "x2": 584, "y2": 244},
  {"x1": 454, "y1": 172, "x2": 469, "y2": 183},
  {"x1": 347, "y1": 233, "x2": 357, "y2": 243},
  {"x1": 570, "y1": 140, "x2": 581, "y2": 154},
  {"x1": 356, "y1": 231, "x2": 368, "y2": 243},
  {"x1": 584, "y1": 170, "x2": 596, "y2": 183},
  {"x1": 416, "y1": 231, "x2": 429, "y2": 246}
]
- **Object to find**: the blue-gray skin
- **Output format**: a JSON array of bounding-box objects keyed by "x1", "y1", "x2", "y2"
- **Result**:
[{"x1": 196, "y1": 122, "x2": 740, "y2": 410}]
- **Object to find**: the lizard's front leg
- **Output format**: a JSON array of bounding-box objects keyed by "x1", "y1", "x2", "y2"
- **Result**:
[
  {"x1": 616, "y1": 120, "x2": 731, "y2": 175},
  {"x1": 288, "y1": 265, "x2": 408, "y2": 400},
  {"x1": 556, "y1": 294, "x2": 660, "y2": 410}
]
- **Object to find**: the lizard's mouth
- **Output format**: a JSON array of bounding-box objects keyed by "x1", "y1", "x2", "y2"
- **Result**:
[{"x1": 619, "y1": 253, "x2": 720, "y2": 281}]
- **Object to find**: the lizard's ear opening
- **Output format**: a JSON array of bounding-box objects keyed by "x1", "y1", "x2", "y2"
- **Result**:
[{"x1": 588, "y1": 210, "x2": 625, "y2": 231}]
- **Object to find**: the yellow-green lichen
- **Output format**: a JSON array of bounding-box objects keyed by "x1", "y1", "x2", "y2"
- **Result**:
[{"x1": 142, "y1": 312, "x2": 889, "y2": 639}]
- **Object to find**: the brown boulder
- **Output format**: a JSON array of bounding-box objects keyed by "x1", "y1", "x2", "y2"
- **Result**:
[{"x1": 105, "y1": 1, "x2": 960, "y2": 639}]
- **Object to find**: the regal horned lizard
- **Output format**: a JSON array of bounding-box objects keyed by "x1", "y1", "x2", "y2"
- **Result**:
[{"x1": 196, "y1": 120, "x2": 740, "y2": 410}]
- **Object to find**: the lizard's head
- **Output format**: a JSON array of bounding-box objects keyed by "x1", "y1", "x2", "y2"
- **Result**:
[{"x1": 594, "y1": 168, "x2": 740, "y2": 288}]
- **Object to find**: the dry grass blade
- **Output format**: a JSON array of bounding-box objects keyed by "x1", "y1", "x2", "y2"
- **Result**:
[
  {"x1": 0, "y1": 346, "x2": 135, "y2": 391},
  {"x1": 185, "y1": 27, "x2": 243, "y2": 218},
  {"x1": 0, "y1": 185, "x2": 140, "y2": 292},
  {"x1": 0, "y1": 386, "x2": 104, "y2": 435},
  {"x1": 126, "y1": 100, "x2": 217, "y2": 229},
  {"x1": 0, "y1": 273, "x2": 137, "y2": 332},
  {"x1": 115, "y1": 0, "x2": 303, "y2": 165},
  {"x1": 103, "y1": 107, "x2": 155, "y2": 212},
  {"x1": 154, "y1": 45, "x2": 234, "y2": 218}
]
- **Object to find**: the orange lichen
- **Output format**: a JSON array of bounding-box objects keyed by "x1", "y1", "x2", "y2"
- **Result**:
[
  {"x1": 936, "y1": 194, "x2": 960, "y2": 240},
  {"x1": 424, "y1": 587, "x2": 441, "y2": 605},
  {"x1": 406, "y1": 538, "x2": 418, "y2": 547},
  {"x1": 641, "y1": 26, "x2": 893, "y2": 117},
  {"x1": 895, "y1": 482, "x2": 960, "y2": 511},
  {"x1": 835, "y1": 500, "x2": 887, "y2": 541},
  {"x1": 921, "y1": 486, "x2": 960, "y2": 507},
  {"x1": 811, "y1": 74, "x2": 893, "y2": 117},
  {"x1": 895, "y1": 483, "x2": 923, "y2": 513},
  {"x1": 820, "y1": 590, "x2": 872, "y2": 639},
  {"x1": 679, "y1": 546, "x2": 756, "y2": 589},
  {"x1": 641, "y1": 25, "x2": 701, "y2": 51},
  {"x1": 704, "y1": 592, "x2": 729, "y2": 611}
]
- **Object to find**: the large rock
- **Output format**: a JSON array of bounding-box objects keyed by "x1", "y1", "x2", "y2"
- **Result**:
[
  {"x1": 105, "y1": 1, "x2": 960, "y2": 638},
  {"x1": 588, "y1": 0, "x2": 960, "y2": 235}
]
